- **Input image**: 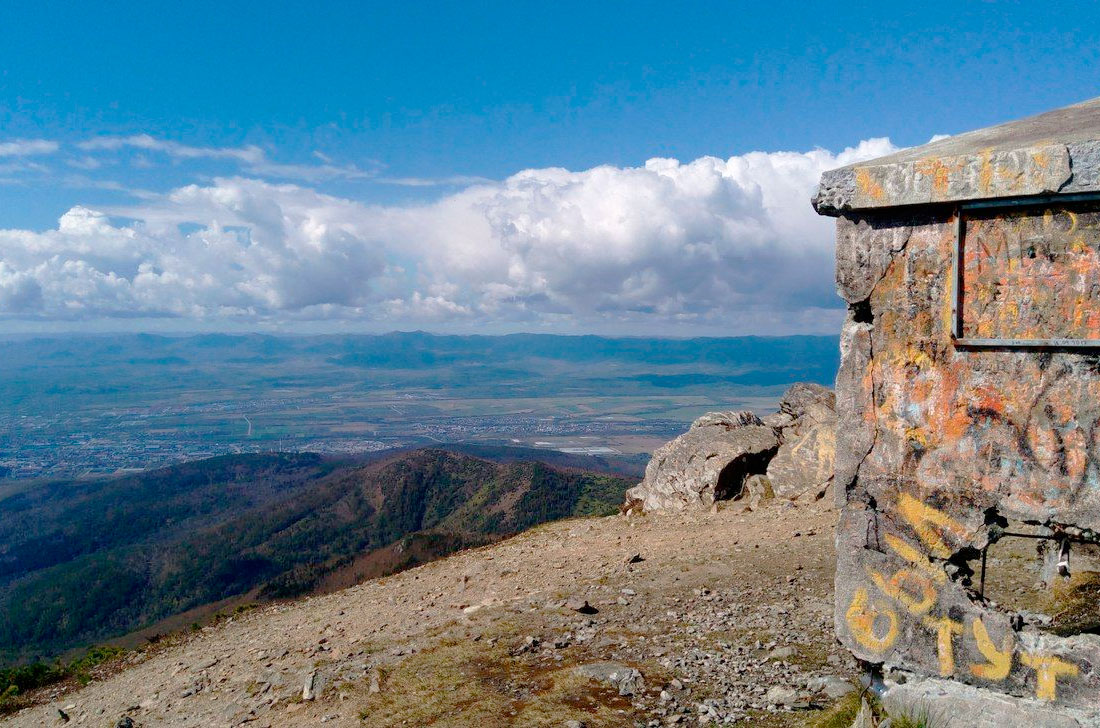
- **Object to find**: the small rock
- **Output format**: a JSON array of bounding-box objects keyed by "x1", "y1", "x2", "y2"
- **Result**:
[
  {"x1": 302, "y1": 671, "x2": 317, "y2": 701},
  {"x1": 116, "y1": 719, "x2": 135, "y2": 728},
  {"x1": 807, "y1": 676, "x2": 855, "y2": 700},
  {"x1": 574, "y1": 662, "x2": 645, "y2": 696},
  {"x1": 850, "y1": 698, "x2": 875, "y2": 728},
  {"x1": 626, "y1": 553, "x2": 644, "y2": 564},
  {"x1": 764, "y1": 685, "x2": 798, "y2": 707},
  {"x1": 512, "y1": 636, "x2": 540, "y2": 655},
  {"x1": 565, "y1": 597, "x2": 598, "y2": 614}
]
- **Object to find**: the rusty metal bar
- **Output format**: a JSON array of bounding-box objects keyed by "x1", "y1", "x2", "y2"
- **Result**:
[
  {"x1": 961, "y1": 191, "x2": 1100, "y2": 211},
  {"x1": 955, "y1": 338, "x2": 1100, "y2": 350},
  {"x1": 979, "y1": 545, "x2": 987, "y2": 598},
  {"x1": 952, "y1": 206, "x2": 964, "y2": 340}
]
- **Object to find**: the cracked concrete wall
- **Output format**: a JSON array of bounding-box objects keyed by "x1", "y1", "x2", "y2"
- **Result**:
[{"x1": 832, "y1": 206, "x2": 1100, "y2": 714}]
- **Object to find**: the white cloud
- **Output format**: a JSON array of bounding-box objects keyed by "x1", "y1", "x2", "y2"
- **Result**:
[
  {"x1": 78, "y1": 134, "x2": 265, "y2": 164},
  {"x1": 77, "y1": 134, "x2": 377, "y2": 182},
  {"x1": 0, "y1": 139, "x2": 59, "y2": 157},
  {"x1": 376, "y1": 174, "x2": 496, "y2": 187},
  {"x1": 245, "y1": 159, "x2": 377, "y2": 182},
  {"x1": 0, "y1": 139, "x2": 896, "y2": 332}
]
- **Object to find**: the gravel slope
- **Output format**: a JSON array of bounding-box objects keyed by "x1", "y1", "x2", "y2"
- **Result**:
[{"x1": 6, "y1": 497, "x2": 852, "y2": 727}]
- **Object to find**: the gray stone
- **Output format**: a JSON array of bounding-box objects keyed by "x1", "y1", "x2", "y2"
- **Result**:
[
  {"x1": 624, "y1": 383, "x2": 839, "y2": 512},
  {"x1": 764, "y1": 685, "x2": 798, "y2": 706},
  {"x1": 881, "y1": 677, "x2": 1095, "y2": 728},
  {"x1": 849, "y1": 698, "x2": 874, "y2": 728},
  {"x1": 623, "y1": 411, "x2": 778, "y2": 512},
  {"x1": 806, "y1": 676, "x2": 855, "y2": 700},
  {"x1": 768, "y1": 646, "x2": 796, "y2": 660},
  {"x1": 765, "y1": 383, "x2": 836, "y2": 500},
  {"x1": 574, "y1": 662, "x2": 645, "y2": 696}
]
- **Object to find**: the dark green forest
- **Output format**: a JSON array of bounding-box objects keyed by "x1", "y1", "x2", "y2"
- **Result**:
[{"x1": 0, "y1": 449, "x2": 633, "y2": 662}]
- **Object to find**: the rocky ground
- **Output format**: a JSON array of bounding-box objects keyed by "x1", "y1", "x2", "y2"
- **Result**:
[{"x1": 6, "y1": 497, "x2": 856, "y2": 728}]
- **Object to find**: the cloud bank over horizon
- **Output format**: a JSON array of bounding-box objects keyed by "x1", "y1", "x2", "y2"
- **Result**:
[{"x1": 0, "y1": 137, "x2": 896, "y2": 335}]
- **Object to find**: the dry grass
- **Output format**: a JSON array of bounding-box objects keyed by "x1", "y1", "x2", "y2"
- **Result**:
[
  {"x1": 356, "y1": 636, "x2": 636, "y2": 727},
  {"x1": 805, "y1": 691, "x2": 864, "y2": 728},
  {"x1": 1048, "y1": 570, "x2": 1100, "y2": 636}
]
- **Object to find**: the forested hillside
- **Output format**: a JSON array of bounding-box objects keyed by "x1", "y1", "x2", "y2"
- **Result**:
[{"x1": 0, "y1": 449, "x2": 633, "y2": 662}]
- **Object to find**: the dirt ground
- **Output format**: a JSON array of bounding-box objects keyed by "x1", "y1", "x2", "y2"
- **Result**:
[{"x1": 6, "y1": 497, "x2": 854, "y2": 727}]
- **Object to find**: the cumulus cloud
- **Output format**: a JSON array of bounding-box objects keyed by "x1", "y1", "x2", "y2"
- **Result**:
[{"x1": 0, "y1": 139, "x2": 896, "y2": 332}]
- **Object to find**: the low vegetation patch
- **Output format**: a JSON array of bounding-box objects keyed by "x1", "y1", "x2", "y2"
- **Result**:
[
  {"x1": 1047, "y1": 570, "x2": 1100, "y2": 636},
  {"x1": 357, "y1": 636, "x2": 635, "y2": 727},
  {"x1": 0, "y1": 645, "x2": 126, "y2": 714},
  {"x1": 806, "y1": 691, "x2": 865, "y2": 728}
]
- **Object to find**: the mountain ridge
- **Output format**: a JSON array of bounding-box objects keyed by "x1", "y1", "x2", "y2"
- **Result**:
[{"x1": 0, "y1": 448, "x2": 635, "y2": 662}]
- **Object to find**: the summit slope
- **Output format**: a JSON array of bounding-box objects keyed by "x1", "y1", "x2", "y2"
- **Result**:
[{"x1": 4, "y1": 497, "x2": 850, "y2": 727}]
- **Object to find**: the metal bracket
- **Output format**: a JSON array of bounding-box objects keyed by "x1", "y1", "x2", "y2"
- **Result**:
[{"x1": 951, "y1": 191, "x2": 1100, "y2": 350}]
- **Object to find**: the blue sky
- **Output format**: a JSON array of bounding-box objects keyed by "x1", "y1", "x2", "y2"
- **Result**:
[{"x1": 1, "y1": 2, "x2": 1098, "y2": 334}]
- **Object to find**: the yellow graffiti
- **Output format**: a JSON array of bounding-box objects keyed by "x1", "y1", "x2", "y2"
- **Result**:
[
  {"x1": 897, "y1": 493, "x2": 969, "y2": 558},
  {"x1": 884, "y1": 533, "x2": 947, "y2": 584},
  {"x1": 1021, "y1": 653, "x2": 1079, "y2": 702},
  {"x1": 846, "y1": 586, "x2": 899, "y2": 653},
  {"x1": 895, "y1": 345, "x2": 934, "y2": 372},
  {"x1": 851, "y1": 495, "x2": 1084, "y2": 702},
  {"x1": 969, "y1": 618, "x2": 1013, "y2": 681},
  {"x1": 922, "y1": 614, "x2": 963, "y2": 677},
  {"x1": 870, "y1": 567, "x2": 937, "y2": 615}
]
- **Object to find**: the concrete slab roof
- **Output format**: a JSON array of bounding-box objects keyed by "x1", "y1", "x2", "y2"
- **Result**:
[{"x1": 814, "y1": 96, "x2": 1100, "y2": 216}]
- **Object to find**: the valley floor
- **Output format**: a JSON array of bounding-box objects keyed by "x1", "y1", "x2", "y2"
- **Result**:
[{"x1": 7, "y1": 498, "x2": 853, "y2": 727}]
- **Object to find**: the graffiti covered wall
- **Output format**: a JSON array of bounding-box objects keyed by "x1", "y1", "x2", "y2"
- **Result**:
[{"x1": 831, "y1": 206, "x2": 1100, "y2": 710}]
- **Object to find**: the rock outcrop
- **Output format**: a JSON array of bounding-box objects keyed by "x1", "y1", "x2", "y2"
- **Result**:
[
  {"x1": 765, "y1": 383, "x2": 836, "y2": 501},
  {"x1": 623, "y1": 383, "x2": 836, "y2": 513},
  {"x1": 623, "y1": 411, "x2": 778, "y2": 512}
]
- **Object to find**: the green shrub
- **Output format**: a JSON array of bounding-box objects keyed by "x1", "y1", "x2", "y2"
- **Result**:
[{"x1": 0, "y1": 643, "x2": 127, "y2": 711}]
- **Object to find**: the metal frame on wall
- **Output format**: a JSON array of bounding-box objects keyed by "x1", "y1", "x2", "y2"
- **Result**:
[{"x1": 951, "y1": 191, "x2": 1100, "y2": 350}]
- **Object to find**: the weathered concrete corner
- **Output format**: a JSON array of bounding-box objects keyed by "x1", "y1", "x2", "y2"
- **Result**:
[
  {"x1": 814, "y1": 96, "x2": 1100, "y2": 215},
  {"x1": 821, "y1": 96, "x2": 1100, "y2": 719}
]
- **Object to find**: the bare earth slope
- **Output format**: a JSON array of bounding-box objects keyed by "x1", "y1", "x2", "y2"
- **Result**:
[{"x1": 7, "y1": 499, "x2": 851, "y2": 727}]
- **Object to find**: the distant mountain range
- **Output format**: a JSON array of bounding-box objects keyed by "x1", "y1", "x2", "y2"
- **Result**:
[{"x1": 0, "y1": 447, "x2": 636, "y2": 662}]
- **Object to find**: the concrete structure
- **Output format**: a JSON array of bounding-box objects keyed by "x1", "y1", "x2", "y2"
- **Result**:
[{"x1": 816, "y1": 98, "x2": 1100, "y2": 724}]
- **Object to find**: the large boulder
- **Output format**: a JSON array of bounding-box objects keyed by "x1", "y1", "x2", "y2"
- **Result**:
[
  {"x1": 623, "y1": 411, "x2": 779, "y2": 512},
  {"x1": 765, "y1": 383, "x2": 836, "y2": 500},
  {"x1": 623, "y1": 383, "x2": 837, "y2": 513}
]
